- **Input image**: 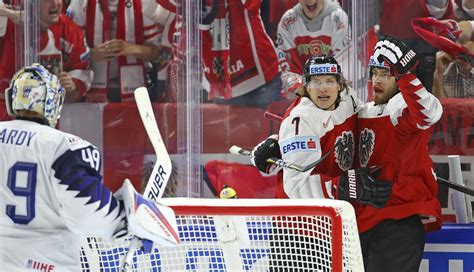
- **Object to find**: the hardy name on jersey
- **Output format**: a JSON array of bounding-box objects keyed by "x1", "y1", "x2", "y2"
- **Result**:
[{"x1": 0, "y1": 128, "x2": 37, "y2": 147}]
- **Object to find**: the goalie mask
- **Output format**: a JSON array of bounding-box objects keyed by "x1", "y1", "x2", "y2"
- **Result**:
[
  {"x1": 5, "y1": 64, "x2": 65, "y2": 127},
  {"x1": 303, "y1": 55, "x2": 342, "y2": 84}
]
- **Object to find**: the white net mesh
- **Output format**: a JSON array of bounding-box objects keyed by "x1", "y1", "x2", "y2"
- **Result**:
[{"x1": 80, "y1": 198, "x2": 363, "y2": 271}]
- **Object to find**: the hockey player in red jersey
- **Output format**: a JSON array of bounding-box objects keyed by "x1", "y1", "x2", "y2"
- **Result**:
[
  {"x1": 0, "y1": 0, "x2": 93, "y2": 102},
  {"x1": 356, "y1": 36, "x2": 443, "y2": 272}
]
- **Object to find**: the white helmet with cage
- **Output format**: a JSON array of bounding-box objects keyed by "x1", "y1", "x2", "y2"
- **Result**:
[{"x1": 5, "y1": 63, "x2": 65, "y2": 127}]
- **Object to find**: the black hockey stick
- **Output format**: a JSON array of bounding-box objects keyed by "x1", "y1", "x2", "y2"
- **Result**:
[
  {"x1": 230, "y1": 145, "x2": 474, "y2": 196},
  {"x1": 229, "y1": 143, "x2": 337, "y2": 172},
  {"x1": 438, "y1": 177, "x2": 474, "y2": 196}
]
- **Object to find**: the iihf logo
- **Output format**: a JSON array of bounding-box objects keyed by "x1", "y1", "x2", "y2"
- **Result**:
[{"x1": 27, "y1": 259, "x2": 55, "y2": 271}]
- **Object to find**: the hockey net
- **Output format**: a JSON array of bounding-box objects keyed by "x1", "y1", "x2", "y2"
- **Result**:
[{"x1": 80, "y1": 198, "x2": 364, "y2": 271}]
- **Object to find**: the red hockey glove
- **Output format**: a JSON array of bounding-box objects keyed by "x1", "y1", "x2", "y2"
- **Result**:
[{"x1": 338, "y1": 167, "x2": 392, "y2": 208}]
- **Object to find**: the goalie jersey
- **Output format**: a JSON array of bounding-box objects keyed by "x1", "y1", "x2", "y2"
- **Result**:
[
  {"x1": 278, "y1": 88, "x2": 361, "y2": 199},
  {"x1": 0, "y1": 120, "x2": 126, "y2": 271}
]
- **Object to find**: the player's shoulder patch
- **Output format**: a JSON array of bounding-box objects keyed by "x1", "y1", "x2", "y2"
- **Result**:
[
  {"x1": 63, "y1": 133, "x2": 95, "y2": 151},
  {"x1": 280, "y1": 135, "x2": 320, "y2": 155}
]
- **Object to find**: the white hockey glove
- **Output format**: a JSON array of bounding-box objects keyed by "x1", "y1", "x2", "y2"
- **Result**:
[
  {"x1": 115, "y1": 179, "x2": 180, "y2": 252},
  {"x1": 251, "y1": 135, "x2": 282, "y2": 175}
]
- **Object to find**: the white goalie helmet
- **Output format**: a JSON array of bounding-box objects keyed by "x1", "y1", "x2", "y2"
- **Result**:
[{"x1": 5, "y1": 63, "x2": 65, "y2": 127}]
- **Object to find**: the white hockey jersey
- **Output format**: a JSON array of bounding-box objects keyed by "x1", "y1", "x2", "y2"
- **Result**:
[
  {"x1": 279, "y1": 88, "x2": 361, "y2": 199},
  {"x1": 0, "y1": 120, "x2": 125, "y2": 271}
]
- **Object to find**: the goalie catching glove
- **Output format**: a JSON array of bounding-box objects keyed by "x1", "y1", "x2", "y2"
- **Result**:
[
  {"x1": 373, "y1": 36, "x2": 419, "y2": 77},
  {"x1": 251, "y1": 134, "x2": 282, "y2": 175},
  {"x1": 114, "y1": 179, "x2": 180, "y2": 253},
  {"x1": 338, "y1": 167, "x2": 392, "y2": 208}
]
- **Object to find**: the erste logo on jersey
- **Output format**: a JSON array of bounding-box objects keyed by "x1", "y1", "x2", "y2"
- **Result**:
[
  {"x1": 308, "y1": 64, "x2": 338, "y2": 75},
  {"x1": 280, "y1": 136, "x2": 319, "y2": 154}
]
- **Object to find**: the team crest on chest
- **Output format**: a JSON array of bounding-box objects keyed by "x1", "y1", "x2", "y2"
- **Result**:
[
  {"x1": 359, "y1": 128, "x2": 375, "y2": 167},
  {"x1": 334, "y1": 131, "x2": 354, "y2": 171}
]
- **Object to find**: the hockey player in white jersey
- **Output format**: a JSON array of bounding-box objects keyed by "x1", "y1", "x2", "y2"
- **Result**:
[{"x1": 0, "y1": 64, "x2": 178, "y2": 271}]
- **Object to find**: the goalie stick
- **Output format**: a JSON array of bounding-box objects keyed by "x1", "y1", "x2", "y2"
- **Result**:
[
  {"x1": 230, "y1": 145, "x2": 474, "y2": 196},
  {"x1": 134, "y1": 87, "x2": 173, "y2": 201},
  {"x1": 122, "y1": 87, "x2": 174, "y2": 271}
]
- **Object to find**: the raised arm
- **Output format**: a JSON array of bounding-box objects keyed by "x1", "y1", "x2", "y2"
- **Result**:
[{"x1": 374, "y1": 36, "x2": 443, "y2": 134}]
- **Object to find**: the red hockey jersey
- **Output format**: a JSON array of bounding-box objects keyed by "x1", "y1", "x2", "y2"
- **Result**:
[
  {"x1": 0, "y1": 15, "x2": 92, "y2": 99},
  {"x1": 355, "y1": 74, "x2": 443, "y2": 233}
]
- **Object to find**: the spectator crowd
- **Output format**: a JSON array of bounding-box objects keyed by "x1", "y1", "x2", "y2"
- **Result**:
[{"x1": 0, "y1": 0, "x2": 472, "y2": 105}]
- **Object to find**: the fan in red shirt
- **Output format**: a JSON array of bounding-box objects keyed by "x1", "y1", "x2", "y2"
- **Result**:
[{"x1": 0, "y1": 0, "x2": 93, "y2": 102}]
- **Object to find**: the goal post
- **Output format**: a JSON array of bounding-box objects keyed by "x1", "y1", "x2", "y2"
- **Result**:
[{"x1": 80, "y1": 198, "x2": 364, "y2": 271}]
